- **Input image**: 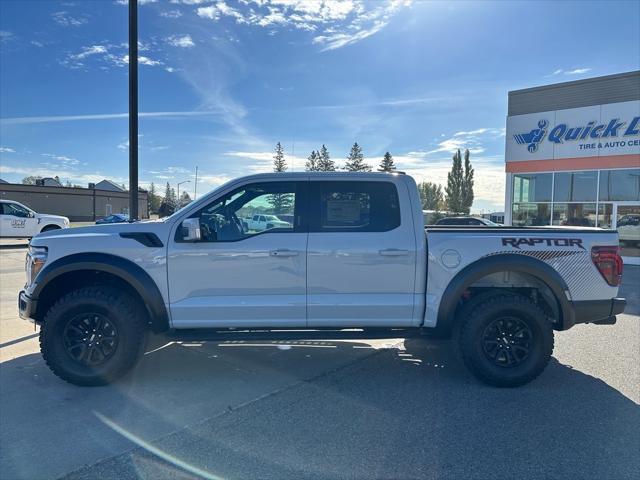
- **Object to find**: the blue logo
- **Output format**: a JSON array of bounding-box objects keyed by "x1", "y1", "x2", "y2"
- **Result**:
[
  {"x1": 513, "y1": 120, "x2": 548, "y2": 153},
  {"x1": 513, "y1": 116, "x2": 640, "y2": 154}
]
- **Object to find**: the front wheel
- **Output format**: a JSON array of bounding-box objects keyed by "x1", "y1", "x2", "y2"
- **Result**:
[
  {"x1": 40, "y1": 286, "x2": 146, "y2": 386},
  {"x1": 454, "y1": 294, "x2": 554, "y2": 387}
]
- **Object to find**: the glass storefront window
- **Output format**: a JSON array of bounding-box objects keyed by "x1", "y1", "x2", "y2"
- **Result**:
[
  {"x1": 512, "y1": 203, "x2": 551, "y2": 226},
  {"x1": 553, "y1": 171, "x2": 598, "y2": 202},
  {"x1": 513, "y1": 173, "x2": 552, "y2": 202},
  {"x1": 599, "y1": 168, "x2": 640, "y2": 201},
  {"x1": 552, "y1": 203, "x2": 597, "y2": 226},
  {"x1": 597, "y1": 203, "x2": 614, "y2": 229}
]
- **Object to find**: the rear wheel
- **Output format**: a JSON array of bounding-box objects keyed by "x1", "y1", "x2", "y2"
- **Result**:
[
  {"x1": 40, "y1": 286, "x2": 146, "y2": 386},
  {"x1": 454, "y1": 294, "x2": 553, "y2": 387}
]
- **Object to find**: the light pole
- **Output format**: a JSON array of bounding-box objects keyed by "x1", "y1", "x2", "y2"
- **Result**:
[
  {"x1": 177, "y1": 180, "x2": 190, "y2": 205},
  {"x1": 128, "y1": 0, "x2": 139, "y2": 220}
]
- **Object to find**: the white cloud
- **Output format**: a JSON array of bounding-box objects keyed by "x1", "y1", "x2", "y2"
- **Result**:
[
  {"x1": 71, "y1": 45, "x2": 108, "y2": 60},
  {"x1": 0, "y1": 111, "x2": 228, "y2": 125},
  {"x1": 51, "y1": 11, "x2": 88, "y2": 27},
  {"x1": 421, "y1": 127, "x2": 505, "y2": 156},
  {"x1": 0, "y1": 31, "x2": 13, "y2": 43},
  {"x1": 0, "y1": 165, "x2": 127, "y2": 187},
  {"x1": 0, "y1": 147, "x2": 16, "y2": 153},
  {"x1": 198, "y1": 174, "x2": 232, "y2": 187},
  {"x1": 224, "y1": 150, "x2": 309, "y2": 173},
  {"x1": 160, "y1": 10, "x2": 183, "y2": 18},
  {"x1": 551, "y1": 67, "x2": 591, "y2": 76},
  {"x1": 167, "y1": 34, "x2": 195, "y2": 48},
  {"x1": 195, "y1": 0, "x2": 411, "y2": 50},
  {"x1": 565, "y1": 68, "x2": 591, "y2": 75}
]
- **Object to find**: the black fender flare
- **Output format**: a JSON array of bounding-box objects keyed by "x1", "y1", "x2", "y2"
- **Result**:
[
  {"x1": 32, "y1": 252, "x2": 170, "y2": 332},
  {"x1": 436, "y1": 254, "x2": 574, "y2": 333}
]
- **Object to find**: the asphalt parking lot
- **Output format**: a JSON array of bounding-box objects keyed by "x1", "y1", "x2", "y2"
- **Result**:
[{"x1": 1, "y1": 243, "x2": 639, "y2": 480}]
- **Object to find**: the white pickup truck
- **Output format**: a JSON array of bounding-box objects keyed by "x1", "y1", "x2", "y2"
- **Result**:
[
  {"x1": 0, "y1": 200, "x2": 69, "y2": 238},
  {"x1": 243, "y1": 213, "x2": 291, "y2": 232},
  {"x1": 19, "y1": 172, "x2": 626, "y2": 387}
]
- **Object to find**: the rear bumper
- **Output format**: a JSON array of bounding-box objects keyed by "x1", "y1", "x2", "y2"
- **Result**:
[
  {"x1": 566, "y1": 297, "x2": 626, "y2": 329},
  {"x1": 18, "y1": 290, "x2": 37, "y2": 324}
]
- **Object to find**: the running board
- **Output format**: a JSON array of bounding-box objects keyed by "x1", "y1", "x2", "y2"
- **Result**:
[{"x1": 167, "y1": 328, "x2": 426, "y2": 343}]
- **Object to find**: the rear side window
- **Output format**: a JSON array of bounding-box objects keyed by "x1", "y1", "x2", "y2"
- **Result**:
[{"x1": 311, "y1": 181, "x2": 400, "y2": 232}]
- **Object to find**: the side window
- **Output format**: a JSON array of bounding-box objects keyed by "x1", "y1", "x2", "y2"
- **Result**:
[
  {"x1": 5, "y1": 203, "x2": 30, "y2": 218},
  {"x1": 259, "y1": 215, "x2": 266, "y2": 222},
  {"x1": 0, "y1": 203, "x2": 5, "y2": 215},
  {"x1": 312, "y1": 181, "x2": 400, "y2": 232},
  {"x1": 192, "y1": 181, "x2": 298, "y2": 242}
]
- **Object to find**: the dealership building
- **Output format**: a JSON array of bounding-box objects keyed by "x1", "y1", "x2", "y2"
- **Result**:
[{"x1": 504, "y1": 70, "x2": 640, "y2": 264}]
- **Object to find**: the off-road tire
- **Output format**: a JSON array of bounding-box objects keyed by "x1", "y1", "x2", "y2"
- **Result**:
[
  {"x1": 40, "y1": 286, "x2": 146, "y2": 386},
  {"x1": 454, "y1": 293, "x2": 554, "y2": 387}
]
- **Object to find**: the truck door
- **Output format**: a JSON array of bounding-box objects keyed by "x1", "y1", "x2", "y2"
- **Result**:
[
  {"x1": 167, "y1": 180, "x2": 308, "y2": 328},
  {"x1": 306, "y1": 179, "x2": 417, "y2": 327},
  {"x1": 0, "y1": 202, "x2": 38, "y2": 238}
]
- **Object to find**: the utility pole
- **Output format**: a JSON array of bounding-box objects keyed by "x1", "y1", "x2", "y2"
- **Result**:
[
  {"x1": 194, "y1": 165, "x2": 198, "y2": 199},
  {"x1": 128, "y1": 0, "x2": 139, "y2": 221}
]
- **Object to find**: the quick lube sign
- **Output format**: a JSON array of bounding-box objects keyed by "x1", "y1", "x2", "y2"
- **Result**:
[{"x1": 506, "y1": 100, "x2": 640, "y2": 161}]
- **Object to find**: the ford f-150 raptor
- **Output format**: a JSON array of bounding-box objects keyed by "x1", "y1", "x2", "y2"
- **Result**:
[{"x1": 19, "y1": 172, "x2": 626, "y2": 387}]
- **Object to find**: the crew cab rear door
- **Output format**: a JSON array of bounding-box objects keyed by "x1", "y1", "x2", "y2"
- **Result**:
[
  {"x1": 306, "y1": 178, "x2": 417, "y2": 327},
  {"x1": 167, "y1": 180, "x2": 308, "y2": 328}
]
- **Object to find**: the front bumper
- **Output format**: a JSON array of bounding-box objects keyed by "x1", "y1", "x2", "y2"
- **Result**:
[
  {"x1": 18, "y1": 290, "x2": 37, "y2": 324},
  {"x1": 567, "y1": 297, "x2": 627, "y2": 329}
]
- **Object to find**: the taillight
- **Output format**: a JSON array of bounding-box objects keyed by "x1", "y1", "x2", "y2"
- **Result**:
[{"x1": 591, "y1": 246, "x2": 623, "y2": 287}]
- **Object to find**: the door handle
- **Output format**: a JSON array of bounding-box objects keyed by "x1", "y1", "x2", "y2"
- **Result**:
[
  {"x1": 270, "y1": 249, "x2": 299, "y2": 257},
  {"x1": 379, "y1": 249, "x2": 409, "y2": 256}
]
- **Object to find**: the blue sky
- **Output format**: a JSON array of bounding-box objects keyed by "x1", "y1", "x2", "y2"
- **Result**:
[{"x1": 1, "y1": 0, "x2": 639, "y2": 211}]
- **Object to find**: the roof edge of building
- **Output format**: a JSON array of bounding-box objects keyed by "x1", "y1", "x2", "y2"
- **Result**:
[{"x1": 508, "y1": 70, "x2": 640, "y2": 96}]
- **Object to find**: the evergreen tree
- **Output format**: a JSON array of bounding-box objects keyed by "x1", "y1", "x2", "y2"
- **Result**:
[
  {"x1": 418, "y1": 182, "x2": 444, "y2": 210},
  {"x1": 317, "y1": 144, "x2": 336, "y2": 171},
  {"x1": 378, "y1": 151, "x2": 396, "y2": 172},
  {"x1": 148, "y1": 182, "x2": 161, "y2": 214},
  {"x1": 269, "y1": 142, "x2": 292, "y2": 214},
  {"x1": 273, "y1": 142, "x2": 287, "y2": 172},
  {"x1": 461, "y1": 148, "x2": 475, "y2": 214},
  {"x1": 306, "y1": 150, "x2": 319, "y2": 171},
  {"x1": 158, "y1": 182, "x2": 177, "y2": 217},
  {"x1": 344, "y1": 142, "x2": 371, "y2": 172},
  {"x1": 445, "y1": 149, "x2": 465, "y2": 213}
]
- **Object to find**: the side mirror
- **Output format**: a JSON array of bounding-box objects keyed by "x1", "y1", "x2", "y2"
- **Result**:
[
  {"x1": 181, "y1": 218, "x2": 201, "y2": 241},
  {"x1": 29, "y1": 212, "x2": 36, "y2": 218}
]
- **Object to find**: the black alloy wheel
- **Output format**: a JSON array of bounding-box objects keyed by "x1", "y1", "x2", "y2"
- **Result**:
[
  {"x1": 63, "y1": 313, "x2": 119, "y2": 366},
  {"x1": 481, "y1": 316, "x2": 533, "y2": 368}
]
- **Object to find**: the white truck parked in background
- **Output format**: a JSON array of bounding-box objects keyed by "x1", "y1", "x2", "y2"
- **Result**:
[
  {"x1": 0, "y1": 200, "x2": 69, "y2": 238},
  {"x1": 19, "y1": 172, "x2": 626, "y2": 387},
  {"x1": 244, "y1": 214, "x2": 291, "y2": 232}
]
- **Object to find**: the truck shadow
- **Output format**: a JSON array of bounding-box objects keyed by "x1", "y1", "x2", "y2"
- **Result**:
[{"x1": 2, "y1": 336, "x2": 638, "y2": 479}]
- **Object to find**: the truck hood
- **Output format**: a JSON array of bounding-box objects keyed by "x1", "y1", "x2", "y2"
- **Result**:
[
  {"x1": 31, "y1": 220, "x2": 171, "y2": 246},
  {"x1": 35, "y1": 213, "x2": 69, "y2": 223}
]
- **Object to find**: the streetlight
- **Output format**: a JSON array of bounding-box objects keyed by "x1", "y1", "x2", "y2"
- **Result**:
[
  {"x1": 177, "y1": 180, "x2": 190, "y2": 204},
  {"x1": 128, "y1": 0, "x2": 138, "y2": 220}
]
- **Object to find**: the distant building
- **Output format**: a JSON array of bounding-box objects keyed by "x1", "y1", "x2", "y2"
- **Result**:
[
  {"x1": 36, "y1": 177, "x2": 63, "y2": 187},
  {"x1": 0, "y1": 180, "x2": 148, "y2": 221},
  {"x1": 0, "y1": 178, "x2": 9, "y2": 184},
  {"x1": 504, "y1": 70, "x2": 639, "y2": 264},
  {"x1": 94, "y1": 179, "x2": 126, "y2": 192},
  {"x1": 482, "y1": 212, "x2": 505, "y2": 224}
]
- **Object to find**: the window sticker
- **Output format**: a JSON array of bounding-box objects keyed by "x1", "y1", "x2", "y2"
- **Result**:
[{"x1": 326, "y1": 199, "x2": 361, "y2": 223}]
